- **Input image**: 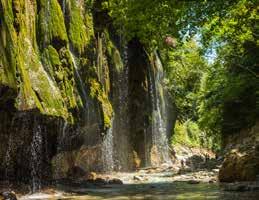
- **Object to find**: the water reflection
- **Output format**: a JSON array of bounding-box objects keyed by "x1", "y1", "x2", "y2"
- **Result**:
[{"x1": 20, "y1": 182, "x2": 259, "y2": 200}]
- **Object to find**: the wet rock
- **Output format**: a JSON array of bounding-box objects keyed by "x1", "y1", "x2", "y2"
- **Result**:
[
  {"x1": 67, "y1": 166, "x2": 86, "y2": 179},
  {"x1": 209, "y1": 179, "x2": 217, "y2": 183},
  {"x1": 93, "y1": 178, "x2": 107, "y2": 185},
  {"x1": 219, "y1": 149, "x2": 259, "y2": 182},
  {"x1": 133, "y1": 175, "x2": 144, "y2": 181},
  {"x1": 177, "y1": 167, "x2": 192, "y2": 174},
  {"x1": 85, "y1": 172, "x2": 97, "y2": 181},
  {"x1": 0, "y1": 191, "x2": 17, "y2": 200},
  {"x1": 187, "y1": 180, "x2": 200, "y2": 184},
  {"x1": 52, "y1": 146, "x2": 103, "y2": 180},
  {"x1": 108, "y1": 178, "x2": 123, "y2": 185}
]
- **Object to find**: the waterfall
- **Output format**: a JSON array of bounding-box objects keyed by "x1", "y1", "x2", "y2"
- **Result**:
[
  {"x1": 69, "y1": 51, "x2": 88, "y2": 108},
  {"x1": 149, "y1": 51, "x2": 171, "y2": 165},
  {"x1": 30, "y1": 120, "x2": 43, "y2": 192},
  {"x1": 43, "y1": 0, "x2": 50, "y2": 48},
  {"x1": 56, "y1": 121, "x2": 67, "y2": 156},
  {"x1": 143, "y1": 122, "x2": 151, "y2": 166},
  {"x1": 111, "y1": 43, "x2": 133, "y2": 171},
  {"x1": 4, "y1": 117, "x2": 17, "y2": 183},
  {"x1": 62, "y1": 0, "x2": 66, "y2": 14},
  {"x1": 101, "y1": 118, "x2": 115, "y2": 172}
]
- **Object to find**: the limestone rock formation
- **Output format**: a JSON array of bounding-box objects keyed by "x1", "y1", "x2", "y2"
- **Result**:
[
  {"x1": 0, "y1": 0, "x2": 174, "y2": 185},
  {"x1": 219, "y1": 121, "x2": 259, "y2": 182}
]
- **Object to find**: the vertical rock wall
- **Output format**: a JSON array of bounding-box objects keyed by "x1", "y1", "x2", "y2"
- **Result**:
[{"x1": 0, "y1": 0, "x2": 175, "y2": 184}]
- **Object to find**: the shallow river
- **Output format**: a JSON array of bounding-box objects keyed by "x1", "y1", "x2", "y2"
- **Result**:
[{"x1": 18, "y1": 170, "x2": 259, "y2": 200}]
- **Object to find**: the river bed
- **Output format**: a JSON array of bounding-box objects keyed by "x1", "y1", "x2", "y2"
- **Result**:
[{"x1": 17, "y1": 169, "x2": 259, "y2": 200}]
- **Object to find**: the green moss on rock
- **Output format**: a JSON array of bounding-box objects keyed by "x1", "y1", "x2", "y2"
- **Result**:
[
  {"x1": 89, "y1": 78, "x2": 113, "y2": 129},
  {"x1": 68, "y1": 0, "x2": 94, "y2": 54},
  {"x1": 104, "y1": 33, "x2": 123, "y2": 74},
  {"x1": 0, "y1": 0, "x2": 114, "y2": 128},
  {"x1": 0, "y1": 1, "x2": 17, "y2": 89},
  {"x1": 41, "y1": 45, "x2": 81, "y2": 120},
  {"x1": 38, "y1": 0, "x2": 68, "y2": 48}
]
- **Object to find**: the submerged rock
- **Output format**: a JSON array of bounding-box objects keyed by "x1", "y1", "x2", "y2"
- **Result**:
[
  {"x1": 108, "y1": 178, "x2": 123, "y2": 185},
  {"x1": 93, "y1": 178, "x2": 108, "y2": 185},
  {"x1": 187, "y1": 180, "x2": 200, "y2": 184}
]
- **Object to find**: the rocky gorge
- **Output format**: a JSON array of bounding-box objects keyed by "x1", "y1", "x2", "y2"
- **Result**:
[{"x1": 0, "y1": 0, "x2": 258, "y2": 199}]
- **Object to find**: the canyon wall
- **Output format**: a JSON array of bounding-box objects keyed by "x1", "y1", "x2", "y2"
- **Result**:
[{"x1": 0, "y1": 0, "x2": 174, "y2": 186}]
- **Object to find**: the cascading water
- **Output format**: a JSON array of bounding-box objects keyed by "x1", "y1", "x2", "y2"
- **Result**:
[
  {"x1": 149, "y1": 51, "x2": 171, "y2": 165},
  {"x1": 30, "y1": 119, "x2": 43, "y2": 192},
  {"x1": 69, "y1": 51, "x2": 88, "y2": 105},
  {"x1": 96, "y1": 34, "x2": 116, "y2": 171},
  {"x1": 143, "y1": 121, "x2": 151, "y2": 167},
  {"x1": 71, "y1": 50, "x2": 94, "y2": 131},
  {"x1": 62, "y1": 0, "x2": 66, "y2": 14},
  {"x1": 101, "y1": 118, "x2": 115, "y2": 172},
  {"x1": 110, "y1": 41, "x2": 134, "y2": 170},
  {"x1": 43, "y1": 0, "x2": 50, "y2": 48},
  {"x1": 4, "y1": 116, "x2": 17, "y2": 183}
]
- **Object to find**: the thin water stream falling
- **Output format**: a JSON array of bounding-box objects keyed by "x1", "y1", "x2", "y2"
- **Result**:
[
  {"x1": 149, "y1": 51, "x2": 171, "y2": 165},
  {"x1": 69, "y1": 51, "x2": 88, "y2": 105},
  {"x1": 30, "y1": 119, "x2": 43, "y2": 193},
  {"x1": 62, "y1": 0, "x2": 66, "y2": 14},
  {"x1": 4, "y1": 116, "x2": 18, "y2": 183},
  {"x1": 101, "y1": 118, "x2": 115, "y2": 172}
]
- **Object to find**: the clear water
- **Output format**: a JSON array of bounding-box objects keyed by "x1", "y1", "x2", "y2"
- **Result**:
[{"x1": 20, "y1": 177, "x2": 259, "y2": 200}]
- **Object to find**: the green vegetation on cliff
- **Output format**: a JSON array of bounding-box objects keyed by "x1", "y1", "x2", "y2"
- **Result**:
[
  {"x1": 67, "y1": 0, "x2": 94, "y2": 54},
  {"x1": 0, "y1": 0, "x2": 113, "y2": 129},
  {"x1": 38, "y1": 0, "x2": 68, "y2": 48}
]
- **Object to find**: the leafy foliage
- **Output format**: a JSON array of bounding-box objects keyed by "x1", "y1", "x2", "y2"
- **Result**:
[
  {"x1": 172, "y1": 120, "x2": 215, "y2": 149},
  {"x1": 162, "y1": 39, "x2": 207, "y2": 121},
  {"x1": 104, "y1": 0, "x2": 185, "y2": 48}
]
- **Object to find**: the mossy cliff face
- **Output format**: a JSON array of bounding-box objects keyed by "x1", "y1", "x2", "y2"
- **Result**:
[
  {"x1": 0, "y1": 0, "x2": 173, "y2": 182},
  {"x1": 0, "y1": 0, "x2": 112, "y2": 126},
  {"x1": 0, "y1": 0, "x2": 114, "y2": 181}
]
